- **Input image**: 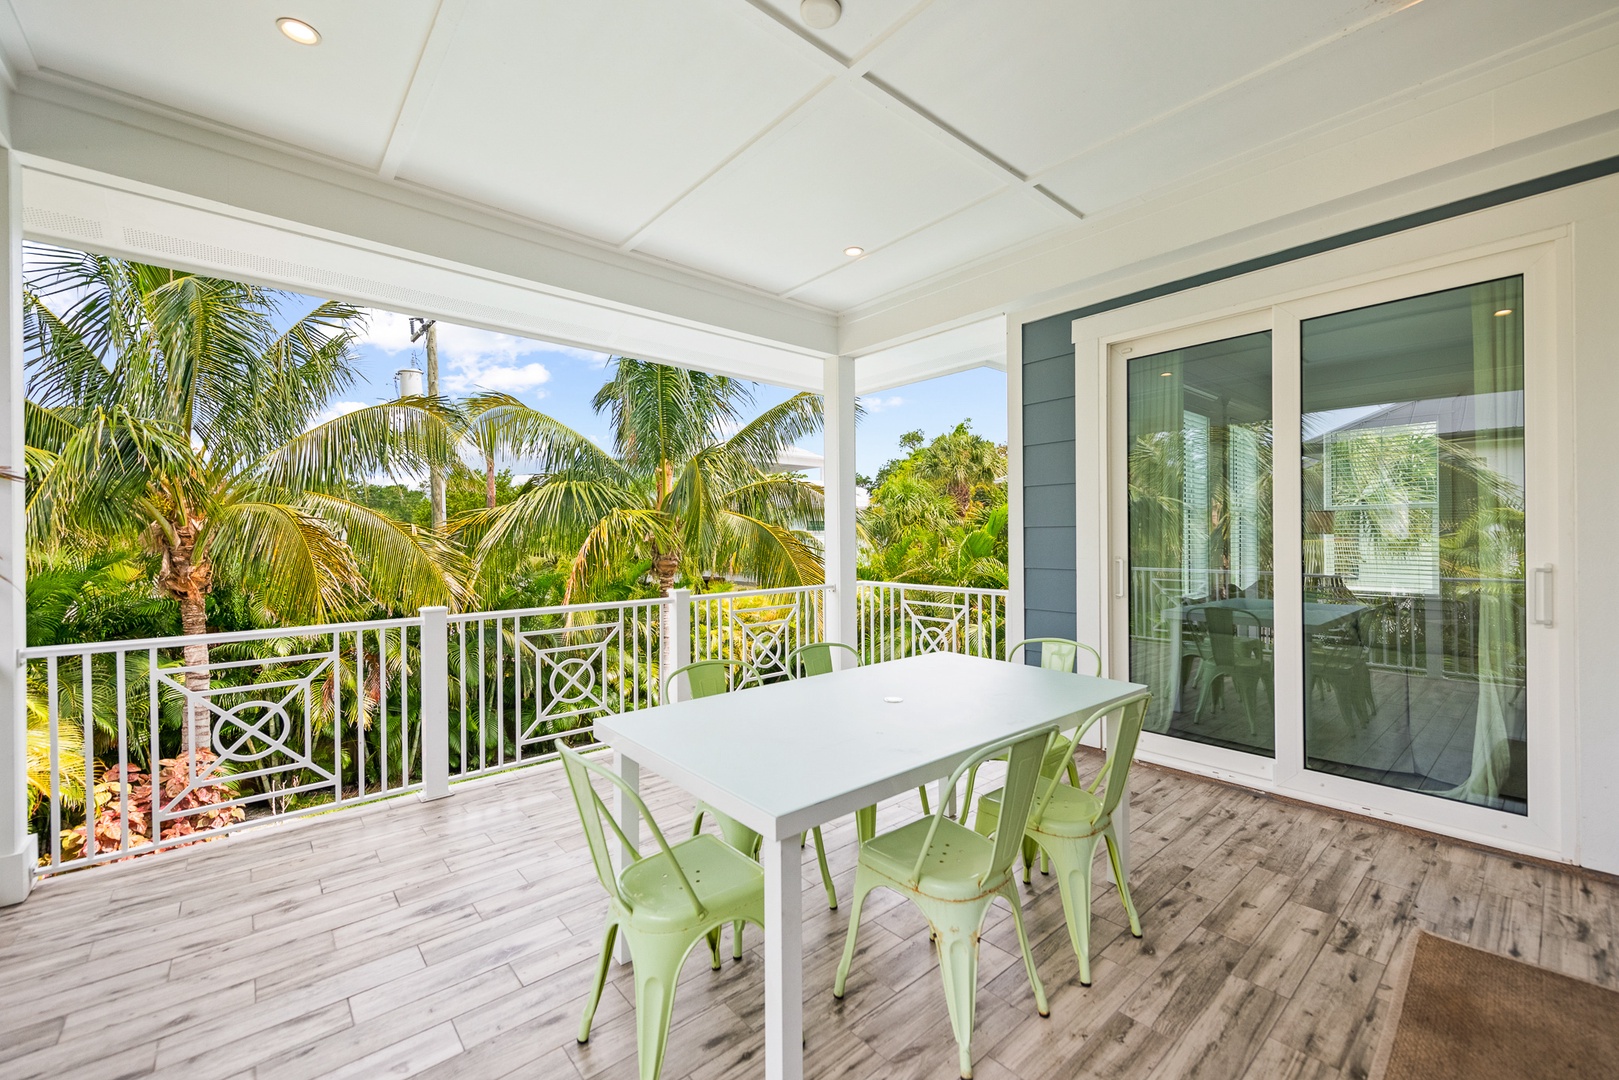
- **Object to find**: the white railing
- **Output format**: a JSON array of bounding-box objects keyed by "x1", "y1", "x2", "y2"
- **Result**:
[
  {"x1": 691, "y1": 585, "x2": 830, "y2": 685},
  {"x1": 855, "y1": 581, "x2": 1008, "y2": 665},
  {"x1": 20, "y1": 579, "x2": 1007, "y2": 878}
]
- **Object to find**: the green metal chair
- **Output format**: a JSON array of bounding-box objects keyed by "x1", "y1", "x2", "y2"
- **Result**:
[
  {"x1": 834, "y1": 727, "x2": 1057, "y2": 1080},
  {"x1": 971, "y1": 690, "x2": 1153, "y2": 987},
  {"x1": 663, "y1": 659, "x2": 839, "y2": 952},
  {"x1": 784, "y1": 642, "x2": 934, "y2": 824},
  {"x1": 956, "y1": 638, "x2": 1102, "y2": 822},
  {"x1": 559, "y1": 747, "x2": 764, "y2": 1080}
]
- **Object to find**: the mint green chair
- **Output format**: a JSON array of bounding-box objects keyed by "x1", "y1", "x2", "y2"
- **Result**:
[
  {"x1": 559, "y1": 747, "x2": 764, "y2": 1080},
  {"x1": 956, "y1": 638, "x2": 1103, "y2": 823},
  {"x1": 834, "y1": 727, "x2": 1057, "y2": 1080},
  {"x1": 785, "y1": 641, "x2": 934, "y2": 826},
  {"x1": 971, "y1": 691, "x2": 1152, "y2": 987},
  {"x1": 664, "y1": 659, "x2": 838, "y2": 954}
]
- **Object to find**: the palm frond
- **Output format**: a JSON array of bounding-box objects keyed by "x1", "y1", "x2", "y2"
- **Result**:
[
  {"x1": 205, "y1": 501, "x2": 364, "y2": 623},
  {"x1": 256, "y1": 399, "x2": 459, "y2": 494},
  {"x1": 299, "y1": 492, "x2": 464, "y2": 612}
]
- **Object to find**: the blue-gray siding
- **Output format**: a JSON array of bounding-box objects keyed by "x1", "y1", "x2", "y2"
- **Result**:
[{"x1": 1021, "y1": 315, "x2": 1077, "y2": 643}]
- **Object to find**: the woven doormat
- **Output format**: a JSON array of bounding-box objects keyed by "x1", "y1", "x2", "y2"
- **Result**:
[{"x1": 1370, "y1": 931, "x2": 1619, "y2": 1080}]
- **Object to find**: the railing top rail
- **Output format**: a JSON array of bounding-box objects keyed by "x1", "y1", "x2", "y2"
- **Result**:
[
  {"x1": 446, "y1": 595, "x2": 671, "y2": 624},
  {"x1": 690, "y1": 583, "x2": 832, "y2": 601},
  {"x1": 856, "y1": 580, "x2": 1009, "y2": 597},
  {"x1": 19, "y1": 615, "x2": 424, "y2": 659}
]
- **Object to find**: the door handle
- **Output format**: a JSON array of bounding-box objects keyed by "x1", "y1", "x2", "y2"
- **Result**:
[
  {"x1": 1113, "y1": 558, "x2": 1126, "y2": 599},
  {"x1": 1533, "y1": 565, "x2": 1554, "y2": 627}
]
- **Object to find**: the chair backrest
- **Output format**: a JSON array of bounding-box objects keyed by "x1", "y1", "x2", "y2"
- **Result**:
[
  {"x1": 1007, "y1": 637, "x2": 1101, "y2": 676},
  {"x1": 1033, "y1": 690, "x2": 1153, "y2": 825},
  {"x1": 557, "y1": 746, "x2": 706, "y2": 918},
  {"x1": 784, "y1": 641, "x2": 859, "y2": 678},
  {"x1": 905, "y1": 726, "x2": 1058, "y2": 890},
  {"x1": 663, "y1": 659, "x2": 745, "y2": 701},
  {"x1": 1202, "y1": 607, "x2": 1261, "y2": 666}
]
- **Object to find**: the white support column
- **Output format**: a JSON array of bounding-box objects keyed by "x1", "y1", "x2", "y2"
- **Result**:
[
  {"x1": 822, "y1": 356, "x2": 858, "y2": 666},
  {"x1": 663, "y1": 588, "x2": 692, "y2": 701},
  {"x1": 418, "y1": 606, "x2": 451, "y2": 802},
  {"x1": 0, "y1": 149, "x2": 33, "y2": 907}
]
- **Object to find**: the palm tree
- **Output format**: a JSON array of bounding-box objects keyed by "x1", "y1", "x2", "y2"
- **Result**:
[
  {"x1": 23, "y1": 249, "x2": 461, "y2": 749},
  {"x1": 462, "y1": 359, "x2": 824, "y2": 600},
  {"x1": 916, "y1": 422, "x2": 1003, "y2": 513}
]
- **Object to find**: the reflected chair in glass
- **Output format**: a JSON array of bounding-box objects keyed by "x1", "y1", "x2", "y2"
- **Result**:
[
  {"x1": 1192, "y1": 607, "x2": 1270, "y2": 736},
  {"x1": 784, "y1": 641, "x2": 935, "y2": 831},
  {"x1": 971, "y1": 690, "x2": 1153, "y2": 987},
  {"x1": 834, "y1": 728, "x2": 1057, "y2": 1080},
  {"x1": 956, "y1": 637, "x2": 1101, "y2": 822},
  {"x1": 560, "y1": 747, "x2": 764, "y2": 1080},
  {"x1": 662, "y1": 660, "x2": 838, "y2": 948}
]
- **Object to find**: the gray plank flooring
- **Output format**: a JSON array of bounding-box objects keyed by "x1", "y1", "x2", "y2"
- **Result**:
[{"x1": 2, "y1": 753, "x2": 1615, "y2": 1080}]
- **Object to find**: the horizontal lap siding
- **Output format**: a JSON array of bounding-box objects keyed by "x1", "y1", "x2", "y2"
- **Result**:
[{"x1": 1021, "y1": 317, "x2": 1077, "y2": 646}]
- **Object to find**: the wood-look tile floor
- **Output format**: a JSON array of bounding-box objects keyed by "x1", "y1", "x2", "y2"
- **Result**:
[{"x1": 2, "y1": 753, "x2": 1616, "y2": 1080}]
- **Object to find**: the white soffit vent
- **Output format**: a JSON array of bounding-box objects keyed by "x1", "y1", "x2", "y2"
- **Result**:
[{"x1": 20, "y1": 163, "x2": 830, "y2": 391}]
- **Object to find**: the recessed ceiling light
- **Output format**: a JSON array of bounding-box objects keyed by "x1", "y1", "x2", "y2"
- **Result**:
[
  {"x1": 277, "y1": 17, "x2": 321, "y2": 45},
  {"x1": 801, "y1": 0, "x2": 843, "y2": 30},
  {"x1": 1160, "y1": 371, "x2": 1172, "y2": 377},
  {"x1": 1494, "y1": 308, "x2": 1514, "y2": 317},
  {"x1": 844, "y1": 246, "x2": 864, "y2": 258}
]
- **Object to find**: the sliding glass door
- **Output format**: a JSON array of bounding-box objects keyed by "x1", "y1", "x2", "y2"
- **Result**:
[
  {"x1": 1126, "y1": 330, "x2": 1274, "y2": 756},
  {"x1": 1300, "y1": 278, "x2": 1527, "y2": 813},
  {"x1": 1112, "y1": 259, "x2": 1551, "y2": 840}
]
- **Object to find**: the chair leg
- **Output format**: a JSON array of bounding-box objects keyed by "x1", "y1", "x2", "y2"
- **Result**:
[
  {"x1": 629, "y1": 932, "x2": 688, "y2": 1080},
  {"x1": 1047, "y1": 835, "x2": 1101, "y2": 986},
  {"x1": 690, "y1": 808, "x2": 704, "y2": 837},
  {"x1": 1103, "y1": 826, "x2": 1142, "y2": 938},
  {"x1": 1021, "y1": 836, "x2": 1038, "y2": 885},
  {"x1": 578, "y1": 921, "x2": 619, "y2": 1043},
  {"x1": 732, "y1": 920, "x2": 745, "y2": 961},
  {"x1": 925, "y1": 899, "x2": 991, "y2": 1079},
  {"x1": 705, "y1": 927, "x2": 722, "y2": 970},
  {"x1": 833, "y1": 869, "x2": 873, "y2": 998},
  {"x1": 1000, "y1": 883, "x2": 1049, "y2": 1018},
  {"x1": 918, "y1": 785, "x2": 932, "y2": 816},
  {"x1": 855, "y1": 805, "x2": 877, "y2": 845},
  {"x1": 811, "y1": 826, "x2": 838, "y2": 910}
]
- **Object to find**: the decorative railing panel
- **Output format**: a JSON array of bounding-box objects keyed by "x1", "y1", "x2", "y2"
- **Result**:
[
  {"x1": 854, "y1": 582, "x2": 1008, "y2": 665},
  {"x1": 690, "y1": 586, "x2": 829, "y2": 686}
]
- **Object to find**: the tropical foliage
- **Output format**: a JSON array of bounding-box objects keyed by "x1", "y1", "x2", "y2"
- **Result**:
[{"x1": 858, "y1": 422, "x2": 1008, "y2": 588}]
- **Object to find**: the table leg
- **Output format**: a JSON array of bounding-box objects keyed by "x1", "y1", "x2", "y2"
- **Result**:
[
  {"x1": 763, "y1": 834, "x2": 804, "y2": 1080},
  {"x1": 1103, "y1": 709, "x2": 1131, "y2": 886},
  {"x1": 613, "y1": 750, "x2": 640, "y2": 965}
]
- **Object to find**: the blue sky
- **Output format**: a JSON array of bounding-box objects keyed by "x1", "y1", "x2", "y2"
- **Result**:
[{"x1": 318, "y1": 302, "x2": 1007, "y2": 481}]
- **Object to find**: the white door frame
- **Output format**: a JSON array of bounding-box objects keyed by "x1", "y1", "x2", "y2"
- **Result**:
[{"x1": 1082, "y1": 234, "x2": 1573, "y2": 861}]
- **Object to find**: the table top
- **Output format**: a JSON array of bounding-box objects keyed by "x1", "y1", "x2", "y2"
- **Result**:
[{"x1": 597, "y1": 652, "x2": 1147, "y2": 840}]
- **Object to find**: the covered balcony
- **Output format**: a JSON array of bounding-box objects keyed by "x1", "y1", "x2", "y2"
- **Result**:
[{"x1": 6, "y1": 2, "x2": 1619, "y2": 1080}]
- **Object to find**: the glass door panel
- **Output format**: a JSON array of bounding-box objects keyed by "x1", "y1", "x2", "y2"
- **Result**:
[
  {"x1": 1127, "y1": 331, "x2": 1274, "y2": 756},
  {"x1": 1300, "y1": 277, "x2": 1527, "y2": 814}
]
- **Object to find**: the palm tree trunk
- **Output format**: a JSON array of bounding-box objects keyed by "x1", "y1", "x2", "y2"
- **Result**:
[
  {"x1": 178, "y1": 593, "x2": 212, "y2": 756},
  {"x1": 652, "y1": 550, "x2": 680, "y2": 596},
  {"x1": 486, "y1": 454, "x2": 498, "y2": 510}
]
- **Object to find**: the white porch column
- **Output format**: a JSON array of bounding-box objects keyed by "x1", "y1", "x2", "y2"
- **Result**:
[
  {"x1": 0, "y1": 149, "x2": 33, "y2": 907},
  {"x1": 822, "y1": 356, "x2": 858, "y2": 663}
]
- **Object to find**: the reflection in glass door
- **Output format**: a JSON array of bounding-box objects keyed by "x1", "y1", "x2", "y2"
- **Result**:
[
  {"x1": 1127, "y1": 331, "x2": 1274, "y2": 756},
  {"x1": 1300, "y1": 277, "x2": 1527, "y2": 814}
]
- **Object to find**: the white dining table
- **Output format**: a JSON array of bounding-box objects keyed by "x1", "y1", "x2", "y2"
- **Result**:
[{"x1": 596, "y1": 650, "x2": 1149, "y2": 1080}]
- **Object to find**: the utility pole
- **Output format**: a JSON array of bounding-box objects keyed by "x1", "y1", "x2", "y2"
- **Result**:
[{"x1": 410, "y1": 316, "x2": 446, "y2": 532}]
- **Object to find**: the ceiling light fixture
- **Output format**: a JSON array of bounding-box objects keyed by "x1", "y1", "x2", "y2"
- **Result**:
[
  {"x1": 1494, "y1": 308, "x2": 1514, "y2": 317},
  {"x1": 1160, "y1": 371, "x2": 1172, "y2": 377},
  {"x1": 801, "y1": 0, "x2": 843, "y2": 30},
  {"x1": 844, "y1": 246, "x2": 864, "y2": 257},
  {"x1": 276, "y1": 17, "x2": 321, "y2": 45}
]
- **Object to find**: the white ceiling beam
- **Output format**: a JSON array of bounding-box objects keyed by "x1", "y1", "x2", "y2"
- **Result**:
[
  {"x1": 376, "y1": 0, "x2": 470, "y2": 181},
  {"x1": 0, "y1": 1, "x2": 37, "y2": 94}
]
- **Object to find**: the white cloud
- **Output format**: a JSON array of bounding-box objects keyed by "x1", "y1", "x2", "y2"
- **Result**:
[
  {"x1": 861, "y1": 395, "x2": 905, "y2": 413},
  {"x1": 307, "y1": 400, "x2": 369, "y2": 430},
  {"x1": 355, "y1": 310, "x2": 607, "y2": 396}
]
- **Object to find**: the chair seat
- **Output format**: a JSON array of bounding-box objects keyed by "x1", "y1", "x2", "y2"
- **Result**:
[
  {"x1": 860, "y1": 817, "x2": 998, "y2": 900},
  {"x1": 619, "y1": 834, "x2": 764, "y2": 930},
  {"x1": 978, "y1": 783, "x2": 1106, "y2": 839}
]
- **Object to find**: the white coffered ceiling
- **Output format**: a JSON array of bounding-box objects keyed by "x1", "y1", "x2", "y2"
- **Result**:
[{"x1": 3, "y1": 0, "x2": 1617, "y2": 327}]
